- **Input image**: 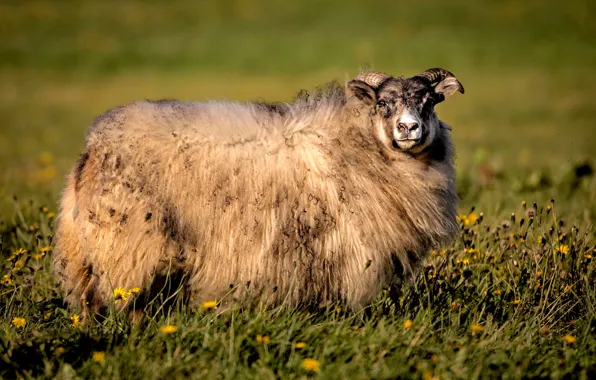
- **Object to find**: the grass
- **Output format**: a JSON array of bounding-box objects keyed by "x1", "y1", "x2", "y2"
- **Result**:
[{"x1": 1, "y1": 0, "x2": 596, "y2": 378}]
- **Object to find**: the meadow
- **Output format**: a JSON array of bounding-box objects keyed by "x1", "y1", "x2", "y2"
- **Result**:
[{"x1": 1, "y1": 0, "x2": 595, "y2": 378}]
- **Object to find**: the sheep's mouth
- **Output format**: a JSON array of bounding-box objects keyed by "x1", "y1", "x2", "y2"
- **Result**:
[{"x1": 392, "y1": 138, "x2": 420, "y2": 151}]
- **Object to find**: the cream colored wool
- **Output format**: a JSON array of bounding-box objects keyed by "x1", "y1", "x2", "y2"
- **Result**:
[{"x1": 53, "y1": 70, "x2": 463, "y2": 315}]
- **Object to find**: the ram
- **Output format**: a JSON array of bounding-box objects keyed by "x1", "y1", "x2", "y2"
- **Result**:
[{"x1": 53, "y1": 68, "x2": 464, "y2": 317}]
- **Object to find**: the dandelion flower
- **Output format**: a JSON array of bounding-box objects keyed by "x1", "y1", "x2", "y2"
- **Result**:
[
  {"x1": 1, "y1": 274, "x2": 13, "y2": 285},
  {"x1": 256, "y1": 334, "x2": 270, "y2": 344},
  {"x1": 113, "y1": 287, "x2": 128, "y2": 301},
  {"x1": 561, "y1": 335, "x2": 576, "y2": 345},
  {"x1": 71, "y1": 314, "x2": 80, "y2": 327},
  {"x1": 557, "y1": 245, "x2": 570, "y2": 255},
  {"x1": 302, "y1": 358, "x2": 320, "y2": 373},
  {"x1": 295, "y1": 342, "x2": 307, "y2": 349},
  {"x1": 471, "y1": 324, "x2": 485, "y2": 334},
  {"x1": 92, "y1": 351, "x2": 105, "y2": 362},
  {"x1": 423, "y1": 370, "x2": 439, "y2": 380},
  {"x1": 160, "y1": 325, "x2": 177, "y2": 334},
  {"x1": 201, "y1": 300, "x2": 217, "y2": 309},
  {"x1": 404, "y1": 320, "x2": 413, "y2": 329},
  {"x1": 12, "y1": 317, "x2": 26, "y2": 328},
  {"x1": 466, "y1": 212, "x2": 478, "y2": 225}
]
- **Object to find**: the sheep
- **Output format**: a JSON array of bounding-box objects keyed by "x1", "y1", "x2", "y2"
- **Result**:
[{"x1": 52, "y1": 68, "x2": 464, "y2": 317}]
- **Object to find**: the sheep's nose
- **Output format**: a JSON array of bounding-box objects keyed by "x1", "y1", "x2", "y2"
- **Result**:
[{"x1": 398, "y1": 122, "x2": 419, "y2": 132}]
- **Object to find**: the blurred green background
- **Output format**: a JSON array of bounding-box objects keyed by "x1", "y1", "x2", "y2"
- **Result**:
[{"x1": 1, "y1": 0, "x2": 595, "y2": 219}]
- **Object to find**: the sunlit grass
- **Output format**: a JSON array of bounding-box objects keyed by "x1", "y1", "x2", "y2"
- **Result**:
[{"x1": 1, "y1": 0, "x2": 595, "y2": 377}]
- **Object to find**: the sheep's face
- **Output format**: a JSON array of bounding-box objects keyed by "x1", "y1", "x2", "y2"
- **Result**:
[{"x1": 347, "y1": 68, "x2": 464, "y2": 155}]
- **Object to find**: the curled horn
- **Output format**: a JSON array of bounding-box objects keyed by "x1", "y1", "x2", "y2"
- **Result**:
[
  {"x1": 354, "y1": 71, "x2": 391, "y2": 88},
  {"x1": 412, "y1": 68, "x2": 465, "y2": 94}
]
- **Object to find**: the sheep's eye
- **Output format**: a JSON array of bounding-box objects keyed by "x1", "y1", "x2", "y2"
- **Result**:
[{"x1": 376, "y1": 100, "x2": 387, "y2": 108}]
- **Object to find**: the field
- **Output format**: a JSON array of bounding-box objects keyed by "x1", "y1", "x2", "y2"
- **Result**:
[{"x1": 1, "y1": 0, "x2": 596, "y2": 378}]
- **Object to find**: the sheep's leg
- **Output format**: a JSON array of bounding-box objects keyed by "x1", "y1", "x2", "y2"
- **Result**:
[{"x1": 79, "y1": 275, "x2": 98, "y2": 324}]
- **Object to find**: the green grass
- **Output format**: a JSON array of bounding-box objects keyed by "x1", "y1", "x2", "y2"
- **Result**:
[{"x1": 1, "y1": 0, "x2": 596, "y2": 378}]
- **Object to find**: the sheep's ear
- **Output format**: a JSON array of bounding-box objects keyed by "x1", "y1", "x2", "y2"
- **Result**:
[
  {"x1": 412, "y1": 68, "x2": 464, "y2": 104},
  {"x1": 346, "y1": 79, "x2": 377, "y2": 106},
  {"x1": 434, "y1": 77, "x2": 464, "y2": 103}
]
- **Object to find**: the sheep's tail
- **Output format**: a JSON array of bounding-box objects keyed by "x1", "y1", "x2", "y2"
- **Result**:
[{"x1": 52, "y1": 154, "x2": 94, "y2": 315}]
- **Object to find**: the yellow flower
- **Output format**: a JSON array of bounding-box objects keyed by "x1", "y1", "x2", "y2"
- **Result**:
[
  {"x1": 113, "y1": 287, "x2": 128, "y2": 301},
  {"x1": 557, "y1": 245, "x2": 570, "y2": 255},
  {"x1": 423, "y1": 370, "x2": 440, "y2": 380},
  {"x1": 493, "y1": 290, "x2": 501, "y2": 295},
  {"x1": 128, "y1": 287, "x2": 141, "y2": 294},
  {"x1": 1, "y1": 274, "x2": 13, "y2": 285},
  {"x1": 256, "y1": 334, "x2": 270, "y2": 344},
  {"x1": 13, "y1": 258, "x2": 26, "y2": 272},
  {"x1": 471, "y1": 324, "x2": 485, "y2": 334},
  {"x1": 160, "y1": 325, "x2": 178, "y2": 334},
  {"x1": 537, "y1": 236, "x2": 545, "y2": 245},
  {"x1": 92, "y1": 351, "x2": 105, "y2": 362},
  {"x1": 561, "y1": 335, "x2": 576, "y2": 345},
  {"x1": 404, "y1": 319, "x2": 413, "y2": 329},
  {"x1": 8, "y1": 248, "x2": 26, "y2": 261},
  {"x1": 47, "y1": 212, "x2": 56, "y2": 219},
  {"x1": 466, "y1": 212, "x2": 478, "y2": 225},
  {"x1": 71, "y1": 314, "x2": 80, "y2": 327},
  {"x1": 302, "y1": 358, "x2": 320, "y2": 373},
  {"x1": 295, "y1": 342, "x2": 307, "y2": 349},
  {"x1": 201, "y1": 300, "x2": 217, "y2": 309},
  {"x1": 12, "y1": 317, "x2": 26, "y2": 328}
]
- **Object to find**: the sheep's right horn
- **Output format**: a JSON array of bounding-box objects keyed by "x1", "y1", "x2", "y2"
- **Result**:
[
  {"x1": 355, "y1": 71, "x2": 390, "y2": 88},
  {"x1": 412, "y1": 68, "x2": 465, "y2": 95}
]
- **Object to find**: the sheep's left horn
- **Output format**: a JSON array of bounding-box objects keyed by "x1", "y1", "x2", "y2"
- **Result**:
[{"x1": 355, "y1": 71, "x2": 390, "y2": 88}]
